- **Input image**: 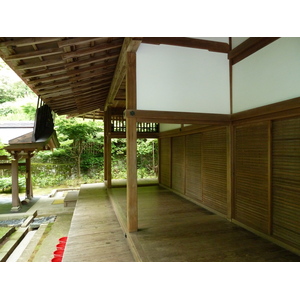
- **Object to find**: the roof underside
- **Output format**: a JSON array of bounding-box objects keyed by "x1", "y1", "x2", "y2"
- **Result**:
[{"x1": 0, "y1": 37, "x2": 126, "y2": 119}]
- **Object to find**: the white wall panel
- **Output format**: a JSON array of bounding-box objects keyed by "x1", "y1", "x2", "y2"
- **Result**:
[
  {"x1": 136, "y1": 44, "x2": 230, "y2": 114},
  {"x1": 231, "y1": 37, "x2": 249, "y2": 48},
  {"x1": 233, "y1": 38, "x2": 300, "y2": 113}
]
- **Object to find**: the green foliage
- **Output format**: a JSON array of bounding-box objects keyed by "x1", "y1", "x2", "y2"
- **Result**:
[
  {"x1": 0, "y1": 105, "x2": 14, "y2": 116},
  {"x1": 21, "y1": 103, "x2": 36, "y2": 120},
  {"x1": 0, "y1": 140, "x2": 10, "y2": 157},
  {"x1": 54, "y1": 117, "x2": 104, "y2": 178},
  {"x1": 0, "y1": 177, "x2": 26, "y2": 193},
  {"x1": 0, "y1": 59, "x2": 35, "y2": 104}
]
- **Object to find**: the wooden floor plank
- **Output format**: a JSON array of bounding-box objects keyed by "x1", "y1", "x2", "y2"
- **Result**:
[
  {"x1": 63, "y1": 183, "x2": 134, "y2": 262},
  {"x1": 109, "y1": 185, "x2": 300, "y2": 262}
]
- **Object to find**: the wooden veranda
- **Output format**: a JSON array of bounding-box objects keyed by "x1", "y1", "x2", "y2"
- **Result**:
[
  {"x1": 1, "y1": 37, "x2": 300, "y2": 257},
  {"x1": 63, "y1": 181, "x2": 300, "y2": 262}
]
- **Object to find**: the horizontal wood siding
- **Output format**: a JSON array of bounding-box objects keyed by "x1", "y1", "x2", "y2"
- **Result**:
[
  {"x1": 171, "y1": 136, "x2": 185, "y2": 194},
  {"x1": 234, "y1": 122, "x2": 269, "y2": 233},
  {"x1": 185, "y1": 133, "x2": 202, "y2": 202},
  {"x1": 272, "y1": 117, "x2": 300, "y2": 248},
  {"x1": 159, "y1": 137, "x2": 171, "y2": 187},
  {"x1": 202, "y1": 128, "x2": 227, "y2": 215}
]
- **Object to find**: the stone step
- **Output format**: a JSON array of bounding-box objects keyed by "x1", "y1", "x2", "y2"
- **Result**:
[
  {"x1": 0, "y1": 227, "x2": 15, "y2": 244},
  {"x1": 0, "y1": 227, "x2": 28, "y2": 262}
]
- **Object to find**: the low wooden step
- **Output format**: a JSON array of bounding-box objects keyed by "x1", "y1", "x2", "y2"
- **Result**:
[{"x1": 64, "y1": 191, "x2": 79, "y2": 207}]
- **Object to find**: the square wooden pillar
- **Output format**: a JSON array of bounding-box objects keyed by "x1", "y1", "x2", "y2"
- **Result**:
[
  {"x1": 104, "y1": 108, "x2": 112, "y2": 188},
  {"x1": 25, "y1": 152, "x2": 33, "y2": 201},
  {"x1": 11, "y1": 152, "x2": 21, "y2": 211},
  {"x1": 126, "y1": 51, "x2": 138, "y2": 232}
]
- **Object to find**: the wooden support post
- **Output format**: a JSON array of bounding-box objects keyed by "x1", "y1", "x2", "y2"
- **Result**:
[
  {"x1": 226, "y1": 125, "x2": 234, "y2": 220},
  {"x1": 126, "y1": 51, "x2": 138, "y2": 232},
  {"x1": 268, "y1": 120, "x2": 273, "y2": 235},
  {"x1": 104, "y1": 110, "x2": 108, "y2": 182},
  {"x1": 25, "y1": 152, "x2": 33, "y2": 201},
  {"x1": 104, "y1": 108, "x2": 112, "y2": 188},
  {"x1": 11, "y1": 152, "x2": 20, "y2": 211}
]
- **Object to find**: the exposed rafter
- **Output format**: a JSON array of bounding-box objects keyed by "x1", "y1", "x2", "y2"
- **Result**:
[
  {"x1": 228, "y1": 37, "x2": 280, "y2": 64},
  {"x1": 104, "y1": 37, "x2": 142, "y2": 111}
]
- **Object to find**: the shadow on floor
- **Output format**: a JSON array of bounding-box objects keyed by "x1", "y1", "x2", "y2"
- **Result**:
[{"x1": 0, "y1": 197, "x2": 40, "y2": 215}]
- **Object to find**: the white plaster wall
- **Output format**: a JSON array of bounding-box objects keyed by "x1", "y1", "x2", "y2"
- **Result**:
[
  {"x1": 194, "y1": 37, "x2": 229, "y2": 43},
  {"x1": 136, "y1": 43, "x2": 230, "y2": 114},
  {"x1": 159, "y1": 124, "x2": 181, "y2": 132},
  {"x1": 231, "y1": 37, "x2": 249, "y2": 48},
  {"x1": 232, "y1": 37, "x2": 300, "y2": 113}
]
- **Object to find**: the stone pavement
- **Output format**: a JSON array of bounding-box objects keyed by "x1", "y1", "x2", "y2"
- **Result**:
[{"x1": 0, "y1": 190, "x2": 75, "y2": 262}]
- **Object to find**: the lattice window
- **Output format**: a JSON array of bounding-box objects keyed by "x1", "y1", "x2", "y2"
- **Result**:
[{"x1": 111, "y1": 116, "x2": 159, "y2": 133}]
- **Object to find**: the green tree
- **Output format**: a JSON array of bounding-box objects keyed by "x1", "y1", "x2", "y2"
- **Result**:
[
  {"x1": 0, "y1": 58, "x2": 35, "y2": 104},
  {"x1": 54, "y1": 117, "x2": 103, "y2": 179},
  {"x1": 22, "y1": 103, "x2": 36, "y2": 120},
  {"x1": 0, "y1": 140, "x2": 9, "y2": 157}
]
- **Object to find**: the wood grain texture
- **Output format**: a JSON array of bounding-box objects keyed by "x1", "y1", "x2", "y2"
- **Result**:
[
  {"x1": 272, "y1": 117, "x2": 300, "y2": 248},
  {"x1": 63, "y1": 183, "x2": 134, "y2": 262},
  {"x1": 159, "y1": 137, "x2": 171, "y2": 187},
  {"x1": 109, "y1": 185, "x2": 300, "y2": 261},
  {"x1": 234, "y1": 122, "x2": 269, "y2": 233},
  {"x1": 202, "y1": 128, "x2": 227, "y2": 215},
  {"x1": 185, "y1": 133, "x2": 202, "y2": 201},
  {"x1": 171, "y1": 136, "x2": 185, "y2": 194}
]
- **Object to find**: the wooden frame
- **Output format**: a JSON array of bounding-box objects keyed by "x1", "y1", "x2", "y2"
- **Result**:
[
  {"x1": 126, "y1": 51, "x2": 138, "y2": 232},
  {"x1": 142, "y1": 37, "x2": 230, "y2": 53},
  {"x1": 105, "y1": 38, "x2": 142, "y2": 110},
  {"x1": 124, "y1": 109, "x2": 231, "y2": 125},
  {"x1": 228, "y1": 37, "x2": 280, "y2": 65}
]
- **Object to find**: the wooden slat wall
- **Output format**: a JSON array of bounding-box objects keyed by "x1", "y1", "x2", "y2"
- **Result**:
[
  {"x1": 234, "y1": 122, "x2": 269, "y2": 233},
  {"x1": 202, "y1": 128, "x2": 227, "y2": 215},
  {"x1": 159, "y1": 103, "x2": 300, "y2": 253},
  {"x1": 185, "y1": 133, "x2": 202, "y2": 201},
  {"x1": 272, "y1": 117, "x2": 300, "y2": 248},
  {"x1": 159, "y1": 137, "x2": 171, "y2": 187},
  {"x1": 171, "y1": 136, "x2": 185, "y2": 194}
]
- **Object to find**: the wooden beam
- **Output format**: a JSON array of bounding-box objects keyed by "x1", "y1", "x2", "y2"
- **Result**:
[
  {"x1": 231, "y1": 96, "x2": 300, "y2": 123},
  {"x1": 65, "y1": 53, "x2": 119, "y2": 69},
  {"x1": 61, "y1": 40, "x2": 123, "y2": 60},
  {"x1": 142, "y1": 37, "x2": 230, "y2": 53},
  {"x1": 124, "y1": 109, "x2": 231, "y2": 125},
  {"x1": 126, "y1": 51, "x2": 138, "y2": 233},
  {"x1": 5, "y1": 48, "x2": 63, "y2": 61},
  {"x1": 69, "y1": 69, "x2": 115, "y2": 82},
  {"x1": 0, "y1": 163, "x2": 26, "y2": 170},
  {"x1": 22, "y1": 66, "x2": 66, "y2": 78},
  {"x1": 28, "y1": 73, "x2": 70, "y2": 84},
  {"x1": 57, "y1": 37, "x2": 108, "y2": 48},
  {"x1": 23, "y1": 61, "x2": 116, "y2": 79},
  {"x1": 0, "y1": 156, "x2": 10, "y2": 160},
  {"x1": 105, "y1": 38, "x2": 142, "y2": 110},
  {"x1": 16, "y1": 58, "x2": 63, "y2": 70},
  {"x1": 0, "y1": 37, "x2": 61, "y2": 48},
  {"x1": 229, "y1": 37, "x2": 280, "y2": 65}
]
